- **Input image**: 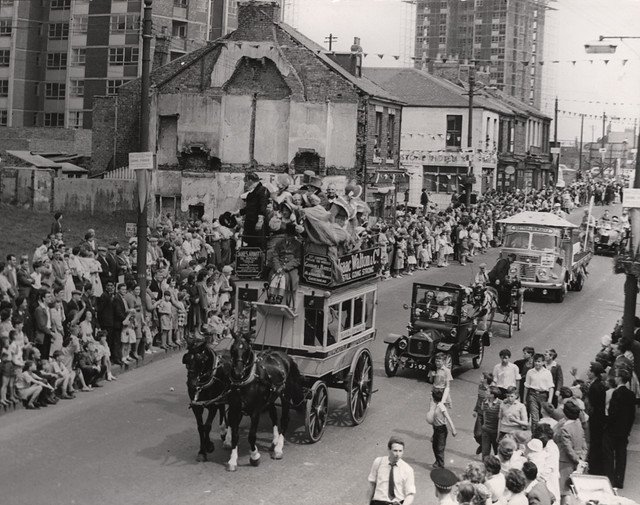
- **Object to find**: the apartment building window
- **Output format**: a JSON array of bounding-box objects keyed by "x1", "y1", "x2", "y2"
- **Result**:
[
  {"x1": 48, "y1": 23, "x2": 69, "y2": 40},
  {"x1": 73, "y1": 15, "x2": 88, "y2": 33},
  {"x1": 0, "y1": 80, "x2": 7, "y2": 97},
  {"x1": 0, "y1": 110, "x2": 7, "y2": 126},
  {"x1": 446, "y1": 115, "x2": 462, "y2": 148},
  {"x1": 108, "y1": 47, "x2": 139, "y2": 65},
  {"x1": 228, "y1": 0, "x2": 237, "y2": 16},
  {"x1": 44, "y1": 113, "x2": 65, "y2": 127},
  {"x1": 45, "y1": 82, "x2": 66, "y2": 99},
  {"x1": 0, "y1": 0, "x2": 14, "y2": 6},
  {"x1": 0, "y1": 19, "x2": 12, "y2": 36},
  {"x1": 110, "y1": 14, "x2": 140, "y2": 33},
  {"x1": 107, "y1": 79, "x2": 129, "y2": 94},
  {"x1": 68, "y1": 111, "x2": 83, "y2": 128},
  {"x1": 0, "y1": 50, "x2": 9, "y2": 66},
  {"x1": 71, "y1": 48, "x2": 86, "y2": 66},
  {"x1": 69, "y1": 79, "x2": 84, "y2": 97},
  {"x1": 46, "y1": 53, "x2": 67, "y2": 69},
  {"x1": 50, "y1": 0, "x2": 71, "y2": 10},
  {"x1": 174, "y1": 0, "x2": 188, "y2": 6},
  {"x1": 172, "y1": 21, "x2": 187, "y2": 38}
]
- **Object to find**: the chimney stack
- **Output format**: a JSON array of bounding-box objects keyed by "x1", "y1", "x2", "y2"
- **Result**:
[
  {"x1": 237, "y1": 1, "x2": 282, "y2": 27},
  {"x1": 327, "y1": 36, "x2": 363, "y2": 78}
]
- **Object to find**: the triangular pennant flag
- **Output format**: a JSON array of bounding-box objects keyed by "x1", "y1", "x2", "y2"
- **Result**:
[
  {"x1": 364, "y1": 53, "x2": 368, "y2": 57},
  {"x1": 377, "y1": 54, "x2": 384, "y2": 59},
  {"x1": 539, "y1": 61, "x2": 544, "y2": 65},
  {"x1": 622, "y1": 59, "x2": 628, "y2": 65},
  {"x1": 604, "y1": 60, "x2": 609, "y2": 65},
  {"x1": 393, "y1": 55, "x2": 399, "y2": 60},
  {"x1": 571, "y1": 61, "x2": 576, "y2": 66},
  {"x1": 522, "y1": 61, "x2": 529, "y2": 66}
]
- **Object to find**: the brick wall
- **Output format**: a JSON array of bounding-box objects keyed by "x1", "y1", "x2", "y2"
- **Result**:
[
  {"x1": 91, "y1": 83, "x2": 141, "y2": 175},
  {"x1": 0, "y1": 127, "x2": 92, "y2": 156},
  {"x1": 234, "y1": 1, "x2": 281, "y2": 41}
]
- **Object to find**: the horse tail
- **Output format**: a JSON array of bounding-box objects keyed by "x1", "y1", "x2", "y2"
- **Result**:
[{"x1": 285, "y1": 357, "x2": 305, "y2": 407}]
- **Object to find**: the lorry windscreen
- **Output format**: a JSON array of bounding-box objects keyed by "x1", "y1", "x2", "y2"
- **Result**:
[
  {"x1": 531, "y1": 233, "x2": 557, "y2": 251},
  {"x1": 504, "y1": 231, "x2": 530, "y2": 249}
]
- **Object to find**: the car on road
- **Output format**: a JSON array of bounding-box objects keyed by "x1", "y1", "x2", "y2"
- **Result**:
[
  {"x1": 383, "y1": 282, "x2": 489, "y2": 381},
  {"x1": 594, "y1": 219, "x2": 625, "y2": 255}
]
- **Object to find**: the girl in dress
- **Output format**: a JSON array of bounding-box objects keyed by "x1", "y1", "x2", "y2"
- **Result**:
[
  {"x1": 155, "y1": 291, "x2": 174, "y2": 349},
  {"x1": 120, "y1": 309, "x2": 137, "y2": 363}
]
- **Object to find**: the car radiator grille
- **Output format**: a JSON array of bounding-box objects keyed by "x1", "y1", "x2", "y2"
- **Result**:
[{"x1": 409, "y1": 338, "x2": 431, "y2": 357}]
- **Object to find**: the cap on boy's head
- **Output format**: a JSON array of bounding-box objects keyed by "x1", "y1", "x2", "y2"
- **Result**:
[
  {"x1": 246, "y1": 172, "x2": 260, "y2": 182},
  {"x1": 430, "y1": 468, "x2": 458, "y2": 491}
]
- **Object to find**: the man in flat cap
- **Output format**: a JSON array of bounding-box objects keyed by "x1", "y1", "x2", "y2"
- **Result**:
[
  {"x1": 365, "y1": 436, "x2": 415, "y2": 505},
  {"x1": 430, "y1": 467, "x2": 458, "y2": 505},
  {"x1": 603, "y1": 367, "x2": 635, "y2": 488}
]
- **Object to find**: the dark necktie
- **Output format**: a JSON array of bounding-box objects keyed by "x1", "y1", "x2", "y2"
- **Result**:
[{"x1": 389, "y1": 462, "x2": 396, "y2": 500}]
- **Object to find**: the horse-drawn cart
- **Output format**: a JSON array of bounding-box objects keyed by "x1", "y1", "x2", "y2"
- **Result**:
[{"x1": 234, "y1": 245, "x2": 380, "y2": 443}]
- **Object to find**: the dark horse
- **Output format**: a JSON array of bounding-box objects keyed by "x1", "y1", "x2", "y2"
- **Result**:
[
  {"x1": 183, "y1": 337, "x2": 232, "y2": 462},
  {"x1": 226, "y1": 334, "x2": 305, "y2": 471}
]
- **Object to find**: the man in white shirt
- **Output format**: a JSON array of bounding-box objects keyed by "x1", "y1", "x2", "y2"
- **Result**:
[
  {"x1": 523, "y1": 353, "x2": 555, "y2": 433},
  {"x1": 366, "y1": 436, "x2": 415, "y2": 505},
  {"x1": 492, "y1": 348, "x2": 521, "y2": 395}
]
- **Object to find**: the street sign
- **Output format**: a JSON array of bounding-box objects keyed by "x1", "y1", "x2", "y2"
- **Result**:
[
  {"x1": 128, "y1": 152, "x2": 154, "y2": 170},
  {"x1": 505, "y1": 165, "x2": 516, "y2": 175},
  {"x1": 623, "y1": 188, "x2": 640, "y2": 208},
  {"x1": 125, "y1": 222, "x2": 137, "y2": 237},
  {"x1": 550, "y1": 147, "x2": 561, "y2": 154}
]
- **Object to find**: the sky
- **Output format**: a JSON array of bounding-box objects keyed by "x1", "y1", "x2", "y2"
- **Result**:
[{"x1": 286, "y1": 0, "x2": 640, "y2": 143}]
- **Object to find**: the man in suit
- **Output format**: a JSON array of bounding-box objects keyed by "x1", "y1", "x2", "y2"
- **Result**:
[
  {"x1": 97, "y1": 246, "x2": 116, "y2": 287},
  {"x1": 603, "y1": 367, "x2": 636, "y2": 488},
  {"x1": 523, "y1": 461, "x2": 555, "y2": 505},
  {"x1": 587, "y1": 361, "x2": 607, "y2": 475},
  {"x1": 17, "y1": 257, "x2": 34, "y2": 300},
  {"x1": 111, "y1": 283, "x2": 129, "y2": 365},
  {"x1": 239, "y1": 171, "x2": 270, "y2": 248},
  {"x1": 34, "y1": 289, "x2": 55, "y2": 360},
  {"x1": 553, "y1": 401, "x2": 587, "y2": 500},
  {"x1": 97, "y1": 282, "x2": 119, "y2": 364}
]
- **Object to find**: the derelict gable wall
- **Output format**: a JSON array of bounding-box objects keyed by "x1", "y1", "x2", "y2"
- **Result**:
[{"x1": 53, "y1": 178, "x2": 137, "y2": 213}]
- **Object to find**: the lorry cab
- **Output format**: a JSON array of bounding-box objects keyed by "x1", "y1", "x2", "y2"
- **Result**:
[{"x1": 498, "y1": 211, "x2": 592, "y2": 302}]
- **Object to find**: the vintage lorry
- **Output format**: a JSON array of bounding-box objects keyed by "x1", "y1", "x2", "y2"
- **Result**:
[{"x1": 497, "y1": 211, "x2": 593, "y2": 303}]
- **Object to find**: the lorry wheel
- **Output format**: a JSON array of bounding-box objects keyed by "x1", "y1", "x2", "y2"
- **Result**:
[
  {"x1": 574, "y1": 274, "x2": 585, "y2": 292},
  {"x1": 384, "y1": 345, "x2": 400, "y2": 377},
  {"x1": 554, "y1": 285, "x2": 566, "y2": 303}
]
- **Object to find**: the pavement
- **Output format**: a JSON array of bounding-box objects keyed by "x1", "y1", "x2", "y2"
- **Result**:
[{"x1": 0, "y1": 204, "x2": 638, "y2": 505}]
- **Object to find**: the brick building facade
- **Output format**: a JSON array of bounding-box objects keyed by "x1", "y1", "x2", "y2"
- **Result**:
[{"x1": 91, "y1": 1, "x2": 403, "y2": 219}]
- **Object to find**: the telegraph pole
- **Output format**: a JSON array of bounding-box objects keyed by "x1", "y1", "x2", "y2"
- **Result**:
[
  {"x1": 553, "y1": 97, "x2": 559, "y2": 183},
  {"x1": 579, "y1": 113, "x2": 584, "y2": 175},
  {"x1": 466, "y1": 65, "x2": 475, "y2": 208},
  {"x1": 135, "y1": 0, "x2": 153, "y2": 295},
  {"x1": 324, "y1": 33, "x2": 337, "y2": 51}
]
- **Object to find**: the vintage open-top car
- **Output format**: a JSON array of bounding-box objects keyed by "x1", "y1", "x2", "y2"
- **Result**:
[
  {"x1": 594, "y1": 219, "x2": 626, "y2": 255},
  {"x1": 383, "y1": 282, "x2": 489, "y2": 381}
]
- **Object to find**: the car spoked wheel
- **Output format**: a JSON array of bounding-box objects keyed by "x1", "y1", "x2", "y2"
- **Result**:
[{"x1": 384, "y1": 345, "x2": 400, "y2": 377}]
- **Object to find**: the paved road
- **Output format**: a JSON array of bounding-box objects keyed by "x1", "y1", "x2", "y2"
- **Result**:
[{"x1": 1, "y1": 205, "x2": 638, "y2": 505}]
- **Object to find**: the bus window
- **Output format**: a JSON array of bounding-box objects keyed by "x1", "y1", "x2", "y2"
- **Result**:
[
  {"x1": 304, "y1": 307, "x2": 324, "y2": 347},
  {"x1": 504, "y1": 232, "x2": 530, "y2": 249},
  {"x1": 365, "y1": 291, "x2": 376, "y2": 330},
  {"x1": 531, "y1": 233, "x2": 557, "y2": 251},
  {"x1": 327, "y1": 303, "x2": 340, "y2": 345},
  {"x1": 341, "y1": 299, "x2": 352, "y2": 331},
  {"x1": 353, "y1": 295, "x2": 364, "y2": 327}
]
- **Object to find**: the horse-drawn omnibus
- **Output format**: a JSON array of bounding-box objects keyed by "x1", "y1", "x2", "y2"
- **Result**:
[{"x1": 233, "y1": 243, "x2": 380, "y2": 443}]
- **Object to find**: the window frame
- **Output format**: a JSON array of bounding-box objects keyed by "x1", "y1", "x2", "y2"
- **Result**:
[
  {"x1": 69, "y1": 79, "x2": 84, "y2": 97},
  {"x1": 48, "y1": 23, "x2": 69, "y2": 40},
  {"x1": 0, "y1": 19, "x2": 12, "y2": 36},
  {"x1": 0, "y1": 109, "x2": 7, "y2": 126},
  {"x1": 44, "y1": 82, "x2": 66, "y2": 99},
  {"x1": 71, "y1": 48, "x2": 86, "y2": 66},
  {"x1": 44, "y1": 112, "x2": 65, "y2": 127},
  {"x1": 46, "y1": 52, "x2": 68, "y2": 70},
  {"x1": 0, "y1": 80, "x2": 8, "y2": 97},
  {"x1": 446, "y1": 114, "x2": 463, "y2": 149},
  {"x1": 0, "y1": 50, "x2": 9, "y2": 67}
]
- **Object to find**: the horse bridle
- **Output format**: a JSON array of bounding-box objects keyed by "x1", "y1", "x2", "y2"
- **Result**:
[
  {"x1": 230, "y1": 347, "x2": 257, "y2": 387},
  {"x1": 190, "y1": 348, "x2": 229, "y2": 405}
]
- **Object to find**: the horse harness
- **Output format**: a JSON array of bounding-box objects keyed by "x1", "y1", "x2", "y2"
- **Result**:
[
  {"x1": 230, "y1": 350, "x2": 288, "y2": 413},
  {"x1": 191, "y1": 346, "x2": 231, "y2": 407}
]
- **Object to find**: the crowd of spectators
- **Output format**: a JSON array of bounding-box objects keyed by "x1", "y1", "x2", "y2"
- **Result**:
[{"x1": 0, "y1": 172, "x2": 622, "y2": 415}]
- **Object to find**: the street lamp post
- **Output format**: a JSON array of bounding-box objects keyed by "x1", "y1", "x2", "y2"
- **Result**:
[{"x1": 586, "y1": 35, "x2": 640, "y2": 340}]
